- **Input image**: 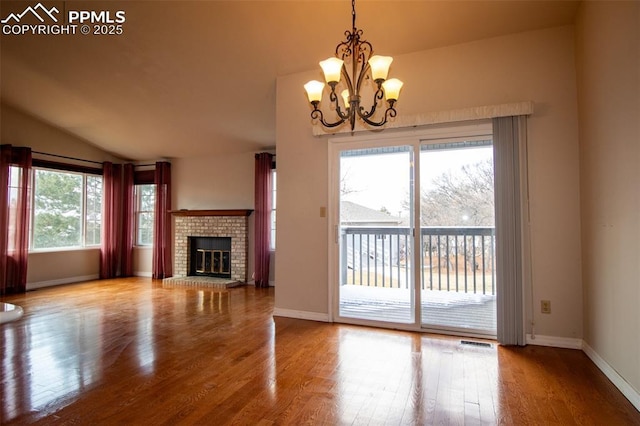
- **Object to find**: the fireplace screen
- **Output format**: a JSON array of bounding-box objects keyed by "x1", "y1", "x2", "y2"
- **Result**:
[
  {"x1": 196, "y1": 249, "x2": 230, "y2": 275},
  {"x1": 188, "y1": 236, "x2": 232, "y2": 278}
]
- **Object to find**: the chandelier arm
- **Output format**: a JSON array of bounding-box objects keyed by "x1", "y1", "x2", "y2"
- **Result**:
[
  {"x1": 340, "y1": 66, "x2": 355, "y2": 101},
  {"x1": 328, "y1": 83, "x2": 351, "y2": 121},
  {"x1": 385, "y1": 104, "x2": 398, "y2": 120},
  {"x1": 336, "y1": 36, "x2": 352, "y2": 60},
  {"x1": 355, "y1": 59, "x2": 371, "y2": 93},
  {"x1": 358, "y1": 85, "x2": 385, "y2": 120},
  {"x1": 354, "y1": 41, "x2": 374, "y2": 92},
  {"x1": 357, "y1": 110, "x2": 384, "y2": 127},
  {"x1": 358, "y1": 100, "x2": 397, "y2": 127},
  {"x1": 310, "y1": 107, "x2": 348, "y2": 128},
  {"x1": 329, "y1": 92, "x2": 349, "y2": 123}
]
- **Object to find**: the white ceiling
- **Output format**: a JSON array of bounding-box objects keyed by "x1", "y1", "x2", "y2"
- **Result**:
[{"x1": 1, "y1": 1, "x2": 580, "y2": 161}]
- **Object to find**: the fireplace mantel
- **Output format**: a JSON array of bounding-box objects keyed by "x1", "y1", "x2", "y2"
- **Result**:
[{"x1": 170, "y1": 209, "x2": 253, "y2": 217}]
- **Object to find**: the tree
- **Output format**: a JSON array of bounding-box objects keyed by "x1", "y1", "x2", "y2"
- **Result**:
[
  {"x1": 340, "y1": 164, "x2": 360, "y2": 197},
  {"x1": 33, "y1": 170, "x2": 83, "y2": 248},
  {"x1": 407, "y1": 158, "x2": 495, "y2": 272},
  {"x1": 406, "y1": 158, "x2": 495, "y2": 226}
]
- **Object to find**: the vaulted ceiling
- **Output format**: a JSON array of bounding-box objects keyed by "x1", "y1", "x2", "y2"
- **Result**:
[{"x1": 1, "y1": 1, "x2": 580, "y2": 160}]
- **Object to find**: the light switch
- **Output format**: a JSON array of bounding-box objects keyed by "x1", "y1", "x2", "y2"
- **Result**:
[{"x1": 320, "y1": 207, "x2": 326, "y2": 217}]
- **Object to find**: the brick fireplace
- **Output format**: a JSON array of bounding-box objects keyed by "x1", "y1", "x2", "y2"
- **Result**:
[{"x1": 172, "y1": 210, "x2": 252, "y2": 282}]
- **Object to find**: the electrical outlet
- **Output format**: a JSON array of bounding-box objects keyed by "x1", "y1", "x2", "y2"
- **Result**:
[{"x1": 541, "y1": 300, "x2": 551, "y2": 314}]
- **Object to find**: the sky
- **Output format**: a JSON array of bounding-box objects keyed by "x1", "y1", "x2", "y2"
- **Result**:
[{"x1": 340, "y1": 146, "x2": 493, "y2": 217}]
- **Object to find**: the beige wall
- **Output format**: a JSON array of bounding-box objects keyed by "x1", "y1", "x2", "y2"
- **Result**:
[
  {"x1": 26, "y1": 249, "x2": 101, "y2": 289},
  {"x1": 276, "y1": 26, "x2": 583, "y2": 338},
  {"x1": 1, "y1": 104, "x2": 123, "y2": 287},
  {"x1": 1, "y1": 104, "x2": 122, "y2": 163},
  {"x1": 171, "y1": 153, "x2": 260, "y2": 283},
  {"x1": 133, "y1": 247, "x2": 153, "y2": 277},
  {"x1": 576, "y1": 1, "x2": 640, "y2": 397},
  {"x1": 172, "y1": 153, "x2": 255, "y2": 210}
]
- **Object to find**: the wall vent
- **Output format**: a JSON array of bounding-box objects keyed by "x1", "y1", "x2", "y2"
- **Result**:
[{"x1": 461, "y1": 340, "x2": 492, "y2": 348}]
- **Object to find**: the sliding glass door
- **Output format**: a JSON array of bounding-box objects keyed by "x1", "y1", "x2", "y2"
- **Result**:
[
  {"x1": 330, "y1": 122, "x2": 496, "y2": 337},
  {"x1": 419, "y1": 141, "x2": 497, "y2": 335},
  {"x1": 337, "y1": 146, "x2": 414, "y2": 324}
]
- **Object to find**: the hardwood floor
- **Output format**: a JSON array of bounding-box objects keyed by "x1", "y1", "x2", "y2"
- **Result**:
[{"x1": 1, "y1": 277, "x2": 638, "y2": 425}]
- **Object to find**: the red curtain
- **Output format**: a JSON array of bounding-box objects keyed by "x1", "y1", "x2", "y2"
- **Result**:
[
  {"x1": 120, "y1": 164, "x2": 135, "y2": 277},
  {"x1": 152, "y1": 162, "x2": 172, "y2": 279},
  {"x1": 0, "y1": 145, "x2": 32, "y2": 295},
  {"x1": 100, "y1": 162, "x2": 123, "y2": 279},
  {"x1": 254, "y1": 153, "x2": 273, "y2": 288}
]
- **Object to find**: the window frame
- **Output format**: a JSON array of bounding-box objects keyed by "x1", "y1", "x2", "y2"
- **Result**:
[
  {"x1": 134, "y1": 183, "x2": 155, "y2": 247},
  {"x1": 270, "y1": 169, "x2": 276, "y2": 250},
  {"x1": 30, "y1": 166, "x2": 103, "y2": 251},
  {"x1": 83, "y1": 174, "x2": 103, "y2": 247}
]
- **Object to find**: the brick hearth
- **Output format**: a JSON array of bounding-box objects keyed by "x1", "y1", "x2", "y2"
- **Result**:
[{"x1": 172, "y1": 210, "x2": 252, "y2": 282}]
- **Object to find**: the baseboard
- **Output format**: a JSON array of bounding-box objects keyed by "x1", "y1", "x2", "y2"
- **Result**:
[
  {"x1": 134, "y1": 271, "x2": 153, "y2": 278},
  {"x1": 526, "y1": 335, "x2": 640, "y2": 411},
  {"x1": 27, "y1": 274, "x2": 100, "y2": 290},
  {"x1": 272, "y1": 308, "x2": 330, "y2": 323},
  {"x1": 582, "y1": 342, "x2": 640, "y2": 412},
  {"x1": 526, "y1": 334, "x2": 583, "y2": 349},
  {"x1": 247, "y1": 280, "x2": 276, "y2": 287}
]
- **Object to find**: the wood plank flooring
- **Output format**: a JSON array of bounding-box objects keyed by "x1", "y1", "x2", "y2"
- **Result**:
[{"x1": 1, "y1": 277, "x2": 638, "y2": 425}]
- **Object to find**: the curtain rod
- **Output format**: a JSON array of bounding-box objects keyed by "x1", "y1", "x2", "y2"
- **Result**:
[
  {"x1": 32, "y1": 150, "x2": 103, "y2": 165},
  {"x1": 32, "y1": 151, "x2": 160, "y2": 168}
]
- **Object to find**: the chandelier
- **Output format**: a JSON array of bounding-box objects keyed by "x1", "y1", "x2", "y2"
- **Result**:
[{"x1": 304, "y1": 0, "x2": 403, "y2": 131}]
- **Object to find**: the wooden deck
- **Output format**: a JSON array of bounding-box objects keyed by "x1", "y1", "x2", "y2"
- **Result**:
[
  {"x1": 340, "y1": 285, "x2": 496, "y2": 335},
  {"x1": 1, "y1": 278, "x2": 638, "y2": 424}
]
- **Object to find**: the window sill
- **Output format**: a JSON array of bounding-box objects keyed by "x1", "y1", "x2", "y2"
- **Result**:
[{"x1": 29, "y1": 246, "x2": 101, "y2": 254}]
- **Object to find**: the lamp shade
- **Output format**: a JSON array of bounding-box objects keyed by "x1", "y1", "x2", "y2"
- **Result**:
[
  {"x1": 304, "y1": 80, "x2": 325, "y2": 103},
  {"x1": 319, "y1": 57, "x2": 344, "y2": 84},
  {"x1": 368, "y1": 55, "x2": 393, "y2": 81},
  {"x1": 382, "y1": 78, "x2": 403, "y2": 101},
  {"x1": 341, "y1": 90, "x2": 350, "y2": 108}
]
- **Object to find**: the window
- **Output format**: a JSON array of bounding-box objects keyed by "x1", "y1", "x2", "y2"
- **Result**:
[
  {"x1": 135, "y1": 184, "x2": 155, "y2": 246},
  {"x1": 32, "y1": 168, "x2": 103, "y2": 250},
  {"x1": 270, "y1": 170, "x2": 276, "y2": 250}
]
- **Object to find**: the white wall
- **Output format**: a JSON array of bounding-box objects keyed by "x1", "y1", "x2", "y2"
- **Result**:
[
  {"x1": 276, "y1": 26, "x2": 583, "y2": 339},
  {"x1": 576, "y1": 0, "x2": 640, "y2": 402}
]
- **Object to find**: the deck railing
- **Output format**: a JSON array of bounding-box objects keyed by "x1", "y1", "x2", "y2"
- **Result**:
[{"x1": 341, "y1": 226, "x2": 495, "y2": 295}]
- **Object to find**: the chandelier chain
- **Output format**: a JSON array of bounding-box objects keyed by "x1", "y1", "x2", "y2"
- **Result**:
[{"x1": 351, "y1": 0, "x2": 356, "y2": 31}]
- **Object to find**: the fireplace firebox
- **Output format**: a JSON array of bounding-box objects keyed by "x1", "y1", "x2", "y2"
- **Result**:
[{"x1": 188, "y1": 236, "x2": 232, "y2": 278}]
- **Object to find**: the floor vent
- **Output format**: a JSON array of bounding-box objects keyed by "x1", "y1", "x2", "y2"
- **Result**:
[{"x1": 461, "y1": 340, "x2": 492, "y2": 348}]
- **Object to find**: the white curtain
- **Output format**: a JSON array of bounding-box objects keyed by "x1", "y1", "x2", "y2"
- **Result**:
[{"x1": 493, "y1": 116, "x2": 529, "y2": 346}]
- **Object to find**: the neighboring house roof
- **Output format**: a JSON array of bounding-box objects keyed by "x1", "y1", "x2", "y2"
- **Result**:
[{"x1": 340, "y1": 201, "x2": 403, "y2": 225}]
